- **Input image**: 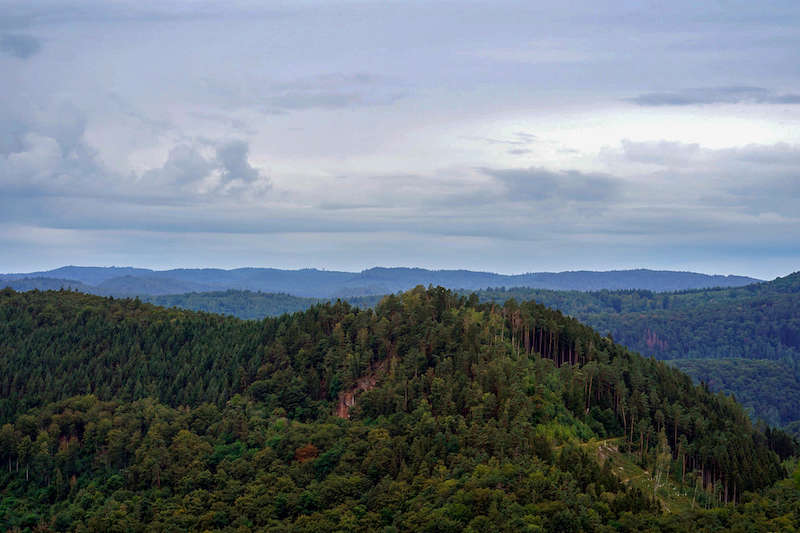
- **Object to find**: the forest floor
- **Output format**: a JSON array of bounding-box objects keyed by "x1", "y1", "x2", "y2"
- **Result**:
[{"x1": 583, "y1": 437, "x2": 694, "y2": 514}]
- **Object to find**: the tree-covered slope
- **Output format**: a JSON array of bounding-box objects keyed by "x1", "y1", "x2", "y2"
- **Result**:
[
  {"x1": 473, "y1": 272, "x2": 800, "y2": 365},
  {"x1": 473, "y1": 273, "x2": 800, "y2": 429},
  {"x1": 0, "y1": 287, "x2": 796, "y2": 531},
  {"x1": 145, "y1": 290, "x2": 321, "y2": 318},
  {"x1": 131, "y1": 275, "x2": 800, "y2": 430},
  {"x1": 143, "y1": 290, "x2": 382, "y2": 320},
  {"x1": 669, "y1": 358, "x2": 800, "y2": 430},
  {"x1": 55, "y1": 272, "x2": 800, "y2": 430}
]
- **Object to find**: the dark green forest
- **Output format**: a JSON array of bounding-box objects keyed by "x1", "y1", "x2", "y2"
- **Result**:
[
  {"x1": 0, "y1": 287, "x2": 798, "y2": 531},
  {"x1": 473, "y1": 273, "x2": 800, "y2": 432},
  {"x1": 145, "y1": 291, "x2": 325, "y2": 320},
  {"x1": 120, "y1": 273, "x2": 800, "y2": 432},
  {"x1": 474, "y1": 272, "x2": 800, "y2": 365},
  {"x1": 143, "y1": 291, "x2": 382, "y2": 321},
  {"x1": 669, "y1": 359, "x2": 800, "y2": 433}
]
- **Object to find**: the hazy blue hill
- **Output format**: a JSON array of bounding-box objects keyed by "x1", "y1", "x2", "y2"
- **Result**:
[
  {"x1": 145, "y1": 290, "x2": 323, "y2": 319},
  {"x1": 143, "y1": 267, "x2": 355, "y2": 295},
  {"x1": 336, "y1": 267, "x2": 760, "y2": 295},
  {"x1": 1, "y1": 265, "x2": 761, "y2": 297},
  {"x1": 0, "y1": 266, "x2": 154, "y2": 285},
  {"x1": 507, "y1": 269, "x2": 759, "y2": 292},
  {"x1": 93, "y1": 275, "x2": 219, "y2": 296},
  {"x1": 0, "y1": 277, "x2": 91, "y2": 292}
]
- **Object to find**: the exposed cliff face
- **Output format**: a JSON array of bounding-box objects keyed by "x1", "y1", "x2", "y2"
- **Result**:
[
  {"x1": 644, "y1": 328, "x2": 668, "y2": 351},
  {"x1": 335, "y1": 360, "x2": 387, "y2": 419}
]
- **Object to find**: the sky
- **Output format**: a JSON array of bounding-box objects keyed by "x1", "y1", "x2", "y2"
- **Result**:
[{"x1": 1, "y1": 0, "x2": 799, "y2": 279}]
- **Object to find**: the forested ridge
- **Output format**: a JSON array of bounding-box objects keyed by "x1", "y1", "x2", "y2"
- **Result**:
[
  {"x1": 144, "y1": 291, "x2": 324, "y2": 320},
  {"x1": 0, "y1": 287, "x2": 798, "y2": 531},
  {"x1": 111, "y1": 274, "x2": 800, "y2": 431},
  {"x1": 142, "y1": 291, "x2": 380, "y2": 321},
  {"x1": 669, "y1": 359, "x2": 800, "y2": 433},
  {"x1": 474, "y1": 272, "x2": 800, "y2": 364},
  {"x1": 473, "y1": 272, "x2": 800, "y2": 431}
]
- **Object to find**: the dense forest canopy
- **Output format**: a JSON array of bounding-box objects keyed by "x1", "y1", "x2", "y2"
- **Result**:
[
  {"x1": 0, "y1": 287, "x2": 797, "y2": 531},
  {"x1": 669, "y1": 359, "x2": 800, "y2": 432},
  {"x1": 58, "y1": 273, "x2": 800, "y2": 433},
  {"x1": 473, "y1": 272, "x2": 800, "y2": 432}
]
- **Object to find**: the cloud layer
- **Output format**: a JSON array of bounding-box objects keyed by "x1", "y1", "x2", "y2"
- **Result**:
[
  {"x1": 630, "y1": 87, "x2": 800, "y2": 106},
  {"x1": 0, "y1": 33, "x2": 41, "y2": 58},
  {"x1": 1, "y1": 0, "x2": 800, "y2": 278}
]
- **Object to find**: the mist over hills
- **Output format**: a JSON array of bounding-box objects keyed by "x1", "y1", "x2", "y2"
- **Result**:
[{"x1": 0, "y1": 266, "x2": 761, "y2": 298}]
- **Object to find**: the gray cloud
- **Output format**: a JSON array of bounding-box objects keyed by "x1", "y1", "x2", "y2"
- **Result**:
[
  {"x1": 616, "y1": 140, "x2": 800, "y2": 218},
  {"x1": 202, "y1": 72, "x2": 406, "y2": 114},
  {"x1": 724, "y1": 142, "x2": 800, "y2": 166},
  {"x1": 620, "y1": 139, "x2": 800, "y2": 170},
  {"x1": 483, "y1": 167, "x2": 620, "y2": 203},
  {"x1": 1, "y1": 0, "x2": 800, "y2": 278},
  {"x1": 317, "y1": 202, "x2": 382, "y2": 211},
  {"x1": 629, "y1": 86, "x2": 800, "y2": 106},
  {"x1": 0, "y1": 95, "x2": 269, "y2": 202},
  {"x1": 140, "y1": 139, "x2": 270, "y2": 197},
  {"x1": 620, "y1": 140, "x2": 702, "y2": 166},
  {"x1": 215, "y1": 140, "x2": 264, "y2": 186},
  {"x1": 464, "y1": 132, "x2": 538, "y2": 147},
  {"x1": 0, "y1": 100, "x2": 104, "y2": 196},
  {"x1": 145, "y1": 144, "x2": 215, "y2": 186},
  {"x1": 0, "y1": 34, "x2": 41, "y2": 58}
]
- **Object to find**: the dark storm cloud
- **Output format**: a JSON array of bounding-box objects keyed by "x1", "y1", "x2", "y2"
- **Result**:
[
  {"x1": 0, "y1": 33, "x2": 41, "y2": 59},
  {"x1": 483, "y1": 167, "x2": 620, "y2": 203},
  {"x1": 629, "y1": 86, "x2": 800, "y2": 106}
]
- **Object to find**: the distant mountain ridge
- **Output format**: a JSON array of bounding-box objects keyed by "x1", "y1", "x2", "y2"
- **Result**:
[{"x1": 0, "y1": 265, "x2": 761, "y2": 297}]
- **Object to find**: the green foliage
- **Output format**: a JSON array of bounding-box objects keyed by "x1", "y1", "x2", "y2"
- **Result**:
[
  {"x1": 670, "y1": 358, "x2": 800, "y2": 431},
  {"x1": 473, "y1": 273, "x2": 800, "y2": 430},
  {"x1": 145, "y1": 290, "x2": 325, "y2": 318},
  {"x1": 118, "y1": 273, "x2": 800, "y2": 432},
  {"x1": 0, "y1": 286, "x2": 796, "y2": 531}
]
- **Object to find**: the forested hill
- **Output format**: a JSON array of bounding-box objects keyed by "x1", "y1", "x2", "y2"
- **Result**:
[
  {"x1": 473, "y1": 272, "x2": 800, "y2": 369},
  {"x1": 62, "y1": 273, "x2": 800, "y2": 431},
  {"x1": 473, "y1": 272, "x2": 800, "y2": 430},
  {"x1": 0, "y1": 266, "x2": 760, "y2": 297},
  {"x1": 145, "y1": 290, "x2": 324, "y2": 319},
  {"x1": 0, "y1": 287, "x2": 797, "y2": 531},
  {"x1": 141, "y1": 291, "x2": 382, "y2": 320}
]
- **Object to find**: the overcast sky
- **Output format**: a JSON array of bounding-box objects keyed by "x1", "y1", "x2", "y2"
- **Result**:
[{"x1": 2, "y1": 0, "x2": 799, "y2": 278}]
